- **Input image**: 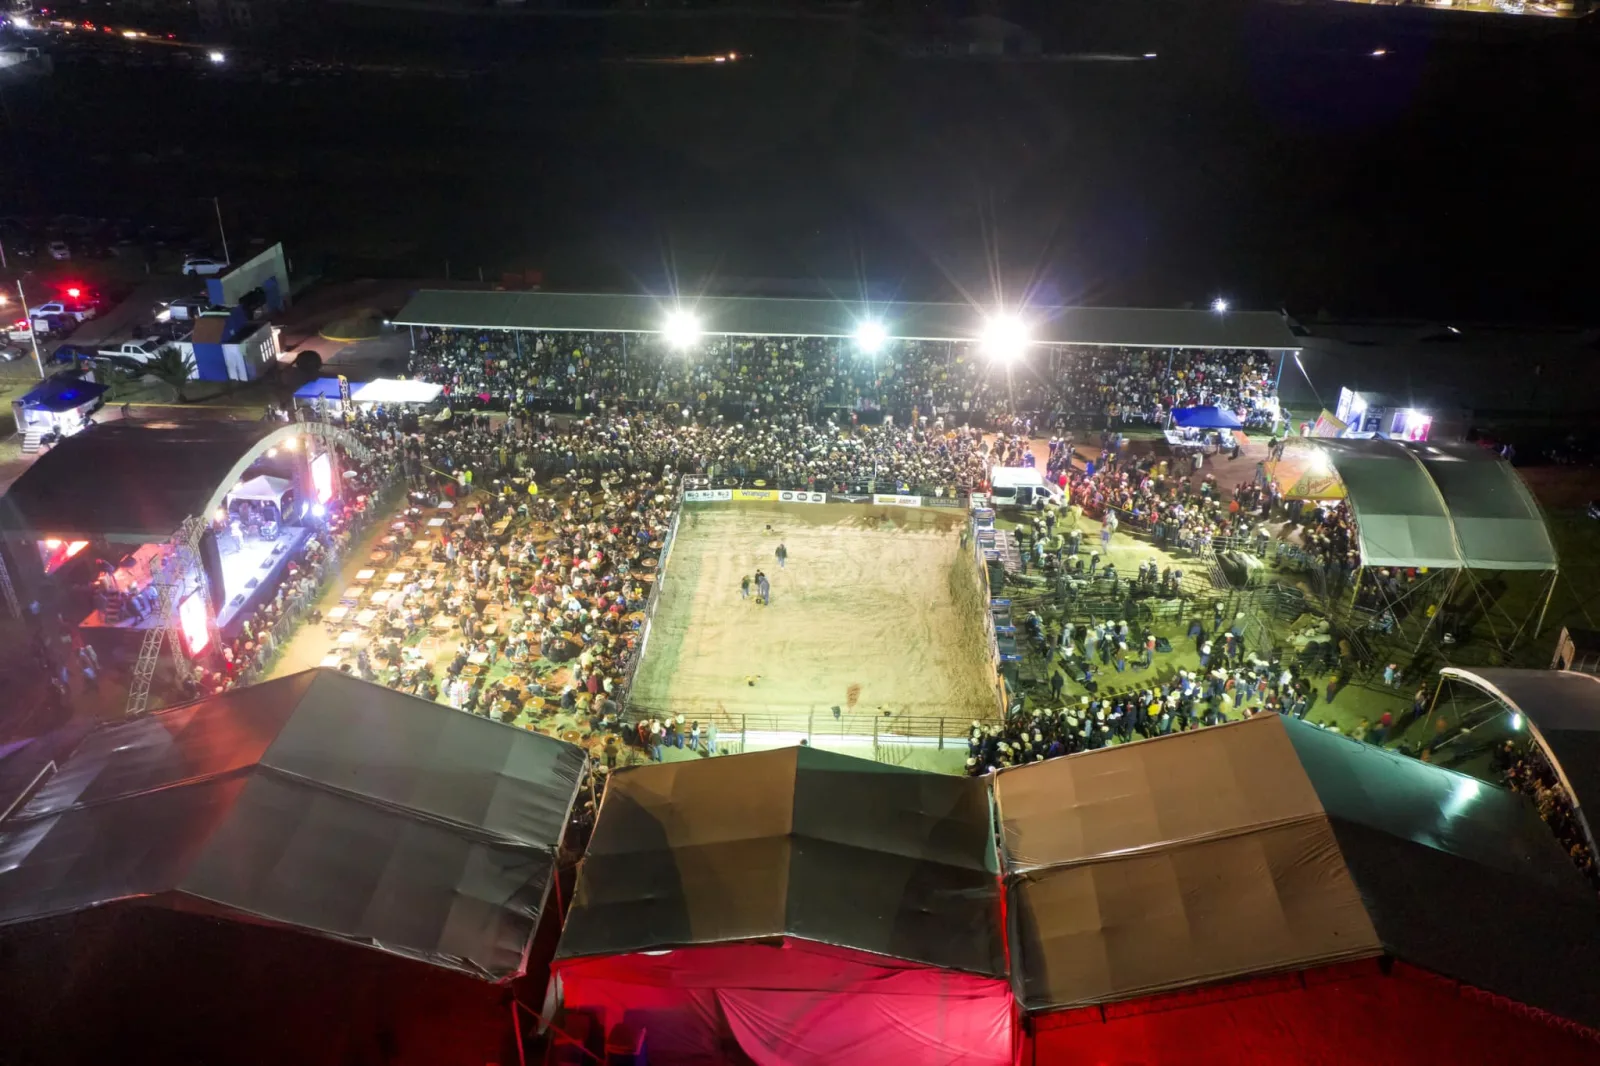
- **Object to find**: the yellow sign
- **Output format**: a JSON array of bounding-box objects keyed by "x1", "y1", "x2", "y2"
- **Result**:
[{"x1": 733, "y1": 489, "x2": 778, "y2": 501}]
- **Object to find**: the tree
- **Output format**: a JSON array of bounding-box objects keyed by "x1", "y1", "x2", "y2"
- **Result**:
[{"x1": 147, "y1": 347, "x2": 197, "y2": 402}]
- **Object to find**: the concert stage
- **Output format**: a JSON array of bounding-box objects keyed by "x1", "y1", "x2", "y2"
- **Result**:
[{"x1": 79, "y1": 526, "x2": 309, "y2": 636}]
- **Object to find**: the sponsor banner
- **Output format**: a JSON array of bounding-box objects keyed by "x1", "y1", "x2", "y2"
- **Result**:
[
  {"x1": 829, "y1": 494, "x2": 872, "y2": 504},
  {"x1": 778, "y1": 490, "x2": 826, "y2": 504},
  {"x1": 872, "y1": 493, "x2": 923, "y2": 508},
  {"x1": 923, "y1": 495, "x2": 965, "y2": 509},
  {"x1": 733, "y1": 488, "x2": 778, "y2": 501},
  {"x1": 684, "y1": 489, "x2": 732, "y2": 503}
]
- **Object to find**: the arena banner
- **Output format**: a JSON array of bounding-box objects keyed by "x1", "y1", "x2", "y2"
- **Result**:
[
  {"x1": 733, "y1": 489, "x2": 779, "y2": 502},
  {"x1": 872, "y1": 493, "x2": 923, "y2": 508},
  {"x1": 923, "y1": 496, "x2": 965, "y2": 509},
  {"x1": 684, "y1": 489, "x2": 732, "y2": 503},
  {"x1": 778, "y1": 490, "x2": 826, "y2": 504}
]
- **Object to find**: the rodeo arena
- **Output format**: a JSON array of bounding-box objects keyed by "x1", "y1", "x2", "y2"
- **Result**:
[{"x1": 2, "y1": 289, "x2": 1599, "y2": 1066}]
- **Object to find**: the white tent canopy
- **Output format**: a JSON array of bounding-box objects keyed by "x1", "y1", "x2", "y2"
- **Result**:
[
  {"x1": 351, "y1": 378, "x2": 444, "y2": 405},
  {"x1": 1314, "y1": 438, "x2": 1556, "y2": 571},
  {"x1": 226, "y1": 474, "x2": 293, "y2": 506}
]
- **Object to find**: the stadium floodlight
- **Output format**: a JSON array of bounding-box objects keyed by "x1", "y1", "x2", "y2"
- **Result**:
[
  {"x1": 854, "y1": 319, "x2": 888, "y2": 355},
  {"x1": 980, "y1": 313, "x2": 1030, "y2": 361},
  {"x1": 1211, "y1": 297, "x2": 1230, "y2": 313},
  {"x1": 662, "y1": 308, "x2": 702, "y2": 350}
]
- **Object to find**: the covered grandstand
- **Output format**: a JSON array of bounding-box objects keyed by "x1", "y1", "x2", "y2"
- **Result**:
[
  {"x1": 994, "y1": 714, "x2": 1600, "y2": 1063},
  {"x1": 0, "y1": 667, "x2": 587, "y2": 1064},
  {"x1": 551, "y1": 745, "x2": 1012, "y2": 1066},
  {"x1": 393, "y1": 290, "x2": 1302, "y2": 350}
]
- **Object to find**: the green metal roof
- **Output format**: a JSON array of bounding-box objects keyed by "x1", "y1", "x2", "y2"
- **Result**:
[{"x1": 393, "y1": 290, "x2": 1301, "y2": 350}]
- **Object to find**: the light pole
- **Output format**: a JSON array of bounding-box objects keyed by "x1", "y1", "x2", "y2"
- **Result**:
[
  {"x1": 213, "y1": 196, "x2": 231, "y2": 265},
  {"x1": 17, "y1": 279, "x2": 44, "y2": 379}
]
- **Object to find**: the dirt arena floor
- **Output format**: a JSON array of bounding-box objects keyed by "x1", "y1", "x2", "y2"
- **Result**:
[{"x1": 630, "y1": 502, "x2": 997, "y2": 731}]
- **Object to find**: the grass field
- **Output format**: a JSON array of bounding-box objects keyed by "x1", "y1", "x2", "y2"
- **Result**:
[{"x1": 629, "y1": 501, "x2": 998, "y2": 736}]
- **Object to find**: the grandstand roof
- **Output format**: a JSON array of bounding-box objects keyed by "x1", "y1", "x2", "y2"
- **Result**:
[
  {"x1": 995, "y1": 715, "x2": 1600, "y2": 1025},
  {"x1": 393, "y1": 290, "x2": 1301, "y2": 350},
  {"x1": 555, "y1": 746, "x2": 1006, "y2": 977},
  {"x1": 1315, "y1": 438, "x2": 1556, "y2": 570},
  {"x1": 0, "y1": 669, "x2": 587, "y2": 982}
]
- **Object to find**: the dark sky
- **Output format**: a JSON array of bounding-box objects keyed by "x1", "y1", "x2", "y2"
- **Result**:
[{"x1": 2, "y1": 0, "x2": 1596, "y2": 322}]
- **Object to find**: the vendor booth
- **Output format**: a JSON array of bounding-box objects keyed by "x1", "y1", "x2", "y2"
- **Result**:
[
  {"x1": 1335, "y1": 387, "x2": 1433, "y2": 441},
  {"x1": 11, "y1": 376, "x2": 107, "y2": 441}
]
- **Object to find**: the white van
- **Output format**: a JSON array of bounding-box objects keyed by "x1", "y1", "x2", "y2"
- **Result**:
[{"x1": 989, "y1": 466, "x2": 1063, "y2": 510}]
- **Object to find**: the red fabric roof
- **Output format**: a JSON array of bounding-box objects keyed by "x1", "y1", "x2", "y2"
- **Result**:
[
  {"x1": 1029, "y1": 960, "x2": 1600, "y2": 1066},
  {"x1": 554, "y1": 938, "x2": 1015, "y2": 1066}
]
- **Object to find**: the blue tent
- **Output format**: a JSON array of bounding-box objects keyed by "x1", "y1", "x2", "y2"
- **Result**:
[
  {"x1": 293, "y1": 377, "x2": 346, "y2": 401},
  {"x1": 18, "y1": 376, "x2": 110, "y2": 414},
  {"x1": 1171, "y1": 405, "x2": 1243, "y2": 430}
]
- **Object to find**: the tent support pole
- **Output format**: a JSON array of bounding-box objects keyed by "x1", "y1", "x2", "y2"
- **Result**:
[
  {"x1": 512, "y1": 997, "x2": 528, "y2": 1066},
  {"x1": 1533, "y1": 568, "x2": 1558, "y2": 640}
]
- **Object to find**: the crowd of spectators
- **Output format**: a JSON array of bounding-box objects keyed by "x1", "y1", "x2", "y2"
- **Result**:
[
  {"x1": 966, "y1": 611, "x2": 1321, "y2": 774},
  {"x1": 1495, "y1": 742, "x2": 1598, "y2": 891},
  {"x1": 406, "y1": 328, "x2": 1282, "y2": 430}
]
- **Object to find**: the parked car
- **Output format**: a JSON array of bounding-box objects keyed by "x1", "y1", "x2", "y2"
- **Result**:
[
  {"x1": 89, "y1": 352, "x2": 149, "y2": 375},
  {"x1": 27, "y1": 300, "x2": 97, "y2": 323},
  {"x1": 0, "y1": 342, "x2": 28, "y2": 362},
  {"x1": 6, "y1": 318, "x2": 35, "y2": 343},
  {"x1": 181, "y1": 256, "x2": 228, "y2": 276},
  {"x1": 47, "y1": 240, "x2": 71, "y2": 260},
  {"x1": 50, "y1": 343, "x2": 97, "y2": 366},
  {"x1": 97, "y1": 339, "x2": 163, "y2": 363}
]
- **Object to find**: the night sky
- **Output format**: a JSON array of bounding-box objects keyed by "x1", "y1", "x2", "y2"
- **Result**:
[{"x1": 2, "y1": 0, "x2": 1596, "y2": 321}]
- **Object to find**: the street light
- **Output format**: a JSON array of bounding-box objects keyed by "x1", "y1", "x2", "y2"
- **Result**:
[
  {"x1": 854, "y1": 319, "x2": 888, "y2": 355},
  {"x1": 662, "y1": 309, "x2": 702, "y2": 350},
  {"x1": 980, "y1": 313, "x2": 1030, "y2": 361},
  {"x1": 1211, "y1": 297, "x2": 1230, "y2": 314},
  {"x1": 16, "y1": 280, "x2": 44, "y2": 379},
  {"x1": 208, "y1": 50, "x2": 227, "y2": 64}
]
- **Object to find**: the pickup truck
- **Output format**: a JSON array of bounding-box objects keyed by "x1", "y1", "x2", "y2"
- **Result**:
[
  {"x1": 28, "y1": 300, "x2": 97, "y2": 323},
  {"x1": 97, "y1": 339, "x2": 163, "y2": 363}
]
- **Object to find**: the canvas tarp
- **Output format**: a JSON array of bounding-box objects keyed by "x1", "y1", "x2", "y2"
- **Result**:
[
  {"x1": 996, "y1": 715, "x2": 1600, "y2": 1027},
  {"x1": 1315, "y1": 438, "x2": 1461, "y2": 568},
  {"x1": 0, "y1": 669, "x2": 587, "y2": 981},
  {"x1": 555, "y1": 940, "x2": 1014, "y2": 1066},
  {"x1": 1401, "y1": 441, "x2": 1558, "y2": 570},
  {"x1": 557, "y1": 746, "x2": 1004, "y2": 977}
]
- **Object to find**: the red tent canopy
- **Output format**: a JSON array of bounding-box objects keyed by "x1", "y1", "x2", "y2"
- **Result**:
[{"x1": 555, "y1": 939, "x2": 1014, "y2": 1066}]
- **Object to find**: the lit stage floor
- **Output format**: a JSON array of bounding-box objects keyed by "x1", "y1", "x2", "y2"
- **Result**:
[
  {"x1": 217, "y1": 527, "x2": 310, "y2": 633},
  {"x1": 79, "y1": 527, "x2": 309, "y2": 634}
]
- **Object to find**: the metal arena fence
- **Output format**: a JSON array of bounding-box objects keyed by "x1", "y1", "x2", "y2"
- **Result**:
[{"x1": 618, "y1": 483, "x2": 1005, "y2": 735}]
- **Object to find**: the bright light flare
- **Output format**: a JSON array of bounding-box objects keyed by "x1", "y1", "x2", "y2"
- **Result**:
[
  {"x1": 980, "y1": 314, "x2": 1031, "y2": 361},
  {"x1": 1510, "y1": 712, "x2": 1524, "y2": 731},
  {"x1": 662, "y1": 309, "x2": 703, "y2": 350},
  {"x1": 208, "y1": 50, "x2": 227, "y2": 64},
  {"x1": 11, "y1": 15, "x2": 31, "y2": 29},
  {"x1": 854, "y1": 319, "x2": 888, "y2": 355},
  {"x1": 1371, "y1": 48, "x2": 1388, "y2": 57},
  {"x1": 1211, "y1": 297, "x2": 1230, "y2": 313}
]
